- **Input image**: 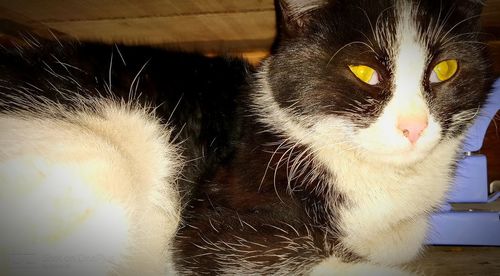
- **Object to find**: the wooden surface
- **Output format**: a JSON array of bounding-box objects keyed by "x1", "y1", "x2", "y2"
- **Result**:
[
  {"x1": 409, "y1": 246, "x2": 500, "y2": 275},
  {"x1": 0, "y1": 0, "x2": 276, "y2": 52}
]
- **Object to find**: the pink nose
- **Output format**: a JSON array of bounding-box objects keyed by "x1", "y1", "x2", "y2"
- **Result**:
[{"x1": 397, "y1": 117, "x2": 428, "y2": 144}]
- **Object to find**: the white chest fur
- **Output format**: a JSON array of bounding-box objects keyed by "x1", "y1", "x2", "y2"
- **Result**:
[{"x1": 319, "y1": 138, "x2": 462, "y2": 265}]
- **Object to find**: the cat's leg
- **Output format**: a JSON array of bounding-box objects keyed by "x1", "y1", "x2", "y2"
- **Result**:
[
  {"x1": 0, "y1": 100, "x2": 182, "y2": 275},
  {"x1": 310, "y1": 217, "x2": 428, "y2": 276},
  {"x1": 358, "y1": 215, "x2": 428, "y2": 266}
]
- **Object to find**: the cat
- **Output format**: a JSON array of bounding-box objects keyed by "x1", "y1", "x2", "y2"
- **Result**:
[{"x1": 0, "y1": 0, "x2": 493, "y2": 275}]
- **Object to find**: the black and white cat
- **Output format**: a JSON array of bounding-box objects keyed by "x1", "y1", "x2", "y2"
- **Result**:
[{"x1": 0, "y1": 0, "x2": 493, "y2": 275}]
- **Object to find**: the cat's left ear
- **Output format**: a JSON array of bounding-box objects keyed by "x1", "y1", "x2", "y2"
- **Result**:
[
  {"x1": 455, "y1": 0, "x2": 485, "y2": 25},
  {"x1": 273, "y1": 0, "x2": 327, "y2": 37}
]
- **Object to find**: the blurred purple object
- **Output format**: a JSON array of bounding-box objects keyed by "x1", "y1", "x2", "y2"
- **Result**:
[{"x1": 428, "y1": 79, "x2": 500, "y2": 246}]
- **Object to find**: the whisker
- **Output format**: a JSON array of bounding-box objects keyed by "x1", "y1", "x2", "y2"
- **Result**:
[
  {"x1": 326, "y1": 41, "x2": 376, "y2": 68},
  {"x1": 440, "y1": 13, "x2": 482, "y2": 43},
  {"x1": 259, "y1": 137, "x2": 292, "y2": 192}
]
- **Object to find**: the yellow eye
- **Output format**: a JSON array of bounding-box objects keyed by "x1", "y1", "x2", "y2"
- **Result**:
[
  {"x1": 430, "y1": 59, "x2": 458, "y2": 83},
  {"x1": 349, "y1": 65, "x2": 379, "y2": 85}
]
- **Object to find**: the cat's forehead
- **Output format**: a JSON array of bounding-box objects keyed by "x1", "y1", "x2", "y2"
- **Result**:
[
  {"x1": 327, "y1": 0, "x2": 478, "y2": 22},
  {"x1": 319, "y1": 0, "x2": 482, "y2": 50}
]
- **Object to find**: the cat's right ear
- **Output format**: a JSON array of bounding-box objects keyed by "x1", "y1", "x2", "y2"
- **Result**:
[
  {"x1": 272, "y1": 0, "x2": 327, "y2": 50},
  {"x1": 455, "y1": 0, "x2": 486, "y2": 27}
]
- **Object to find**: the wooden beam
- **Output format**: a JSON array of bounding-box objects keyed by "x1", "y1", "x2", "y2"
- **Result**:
[
  {"x1": 0, "y1": 0, "x2": 274, "y2": 22},
  {"x1": 42, "y1": 11, "x2": 276, "y2": 50}
]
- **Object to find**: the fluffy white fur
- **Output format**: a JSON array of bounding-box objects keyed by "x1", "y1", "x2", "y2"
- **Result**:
[{"x1": 0, "y1": 97, "x2": 182, "y2": 275}]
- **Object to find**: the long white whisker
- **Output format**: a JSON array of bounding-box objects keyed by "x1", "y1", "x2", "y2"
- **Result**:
[
  {"x1": 129, "y1": 59, "x2": 150, "y2": 100},
  {"x1": 259, "y1": 138, "x2": 292, "y2": 192},
  {"x1": 326, "y1": 41, "x2": 375, "y2": 68},
  {"x1": 440, "y1": 13, "x2": 482, "y2": 42}
]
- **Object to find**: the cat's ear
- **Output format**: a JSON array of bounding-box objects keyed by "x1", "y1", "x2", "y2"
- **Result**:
[
  {"x1": 455, "y1": 0, "x2": 485, "y2": 26},
  {"x1": 273, "y1": 0, "x2": 327, "y2": 38}
]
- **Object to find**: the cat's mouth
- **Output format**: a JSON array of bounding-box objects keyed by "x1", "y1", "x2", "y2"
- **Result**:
[
  {"x1": 306, "y1": 116, "x2": 442, "y2": 166},
  {"x1": 353, "y1": 130, "x2": 442, "y2": 166},
  {"x1": 348, "y1": 110, "x2": 444, "y2": 166},
  {"x1": 363, "y1": 144, "x2": 436, "y2": 165}
]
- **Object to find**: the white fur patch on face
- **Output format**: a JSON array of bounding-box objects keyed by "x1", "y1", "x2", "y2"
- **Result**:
[{"x1": 352, "y1": 1, "x2": 441, "y2": 165}]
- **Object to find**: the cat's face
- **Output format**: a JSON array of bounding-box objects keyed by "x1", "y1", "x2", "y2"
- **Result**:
[{"x1": 260, "y1": 0, "x2": 491, "y2": 166}]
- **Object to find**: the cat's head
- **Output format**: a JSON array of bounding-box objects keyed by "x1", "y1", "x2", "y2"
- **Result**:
[{"x1": 255, "y1": 0, "x2": 492, "y2": 166}]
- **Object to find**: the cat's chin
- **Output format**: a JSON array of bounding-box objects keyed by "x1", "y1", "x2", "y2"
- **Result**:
[
  {"x1": 351, "y1": 118, "x2": 443, "y2": 167},
  {"x1": 364, "y1": 148, "x2": 431, "y2": 166},
  {"x1": 357, "y1": 142, "x2": 439, "y2": 167}
]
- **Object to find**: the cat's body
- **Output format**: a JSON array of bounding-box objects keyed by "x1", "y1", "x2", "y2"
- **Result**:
[
  {"x1": 0, "y1": 0, "x2": 493, "y2": 275},
  {"x1": 0, "y1": 42, "x2": 249, "y2": 275}
]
